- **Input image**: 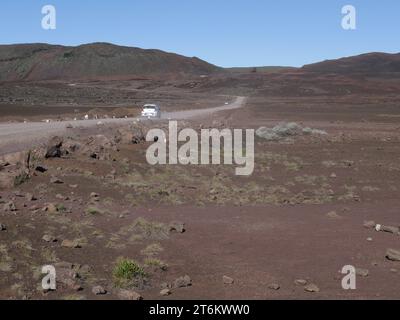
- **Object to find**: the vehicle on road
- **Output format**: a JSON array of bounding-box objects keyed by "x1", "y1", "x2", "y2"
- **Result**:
[{"x1": 141, "y1": 104, "x2": 161, "y2": 119}]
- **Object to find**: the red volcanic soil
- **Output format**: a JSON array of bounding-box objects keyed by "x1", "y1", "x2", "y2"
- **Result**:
[
  {"x1": 0, "y1": 93, "x2": 400, "y2": 299},
  {"x1": 0, "y1": 48, "x2": 400, "y2": 300}
]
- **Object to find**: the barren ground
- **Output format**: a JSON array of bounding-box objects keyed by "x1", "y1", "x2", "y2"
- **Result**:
[{"x1": 0, "y1": 76, "x2": 400, "y2": 300}]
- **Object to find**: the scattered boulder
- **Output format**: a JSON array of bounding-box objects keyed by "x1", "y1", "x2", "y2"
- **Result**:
[
  {"x1": 50, "y1": 176, "x2": 64, "y2": 184},
  {"x1": 56, "y1": 267, "x2": 82, "y2": 291},
  {"x1": 160, "y1": 289, "x2": 171, "y2": 296},
  {"x1": 35, "y1": 165, "x2": 48, "y2": 173},
  {"x1": 92, "y1": 286, "x2": 107, "y2": 295},
  {"x1": 268, "y1": 283, "x2": 281, "y2": 290},
  {"x1": 43, "y1": 203, "x2": 58, "y2": 214},
  {"x1": 380, "y1": 225, "x2": 400, "y2": 235},
  {"x1": 386, "y1": 249, "x2": 400, "y2": 261},
  {"x1": 82, "y1": 135, "x2": 116, "y2": 161},
  {"x1": 304, "y1": 283, "x2": 320, "y2": 293},
  {"x1": 117, "y1": 289, "x2": 143, "y2": 300},
  {"x1": 61, "y1": 239, "x2": 81, "y2": 249},
  {"x1": 174, "y1": 275, "x2": 192, "y2": 288},
  {"x1": 169, "y1": 221, "x2": 185, "y2": 233},
  {"x1": 3, "y1": 201, "x2": 16, "y2": 212},
  {"x1": 294, "y1": 279, "x2": 307, "y2": 286},
  {"x1": 42, "y1": 234, "x2": 57, "y2": 243},
  {"x1": 222, "y1": 275, "x2": 234, "y2": 285},
  {"x1": 131, "y1": 125, "x2": 146, "y2": 144},
  {"x1": 326, "y1": 211, "x2": 341, "y2": 219},
  {"x1": 45, "y1": 136, "x2": 63, "y2": 158},
  {"x1": 25, "y1": 193, "x2": 37, "y2": 201},
  {"x1": 90, "y1": 192, "x2": 100, "y2": 201},
  {"x1": 356, "y1": 268, "x2": 369, "y2": 277}
]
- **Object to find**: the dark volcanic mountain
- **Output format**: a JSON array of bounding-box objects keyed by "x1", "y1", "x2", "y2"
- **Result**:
[
  {"x1": 0, "y1": 43, "x2": 222, "y2": 82},
  {"x1": 302, "y1": 52, "x2": 400, "y2": 75}
]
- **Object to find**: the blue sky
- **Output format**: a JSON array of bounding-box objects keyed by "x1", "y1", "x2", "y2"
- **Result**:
[{"x1": 0, "y1": 0, "x2": 399, "y2": 67}]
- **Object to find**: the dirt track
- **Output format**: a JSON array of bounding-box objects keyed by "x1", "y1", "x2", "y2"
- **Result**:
[{"x1": 0, "y1": 96, "x2": 246, "y2": 156}]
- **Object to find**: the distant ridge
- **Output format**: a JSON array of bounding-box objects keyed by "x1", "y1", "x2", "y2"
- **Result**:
[
  {"x1": 302, "y1": 52, "x2": 400, "y2": 74},
  {"x1": 0, "y1": 42, "x2": 222, "y2": 82}
]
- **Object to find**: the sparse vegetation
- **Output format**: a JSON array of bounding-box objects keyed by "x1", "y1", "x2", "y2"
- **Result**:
[
  {"x1": 85, "y1": 206, "x2": 104, "y2": 215},
  {"x1": 113, "y1": 258, "x2": 146, "y2": 287},
  {"x1": 14, "y1": 172, "x2": 30, "y2": 186}
]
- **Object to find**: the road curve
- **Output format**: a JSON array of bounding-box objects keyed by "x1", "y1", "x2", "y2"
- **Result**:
[{"x1": 0, "y1": 96, "x2": 246, "y2": 156}]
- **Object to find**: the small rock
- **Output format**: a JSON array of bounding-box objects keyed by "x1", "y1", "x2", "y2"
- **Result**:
[
  {"x1": 367, "y1": 237, "x2": 373, "y2": 242},
  {"x1": 50, "y1": 176, "x2": 64, "y2": 184},
  {"x1": 326, "y1": 211, "x2": 341, "y2": 219},
  {"x1": 174, "y1": 275, "x2": 192, "y2": 288},
  {"x1": 169, "y1": 221, "x2": 185, "y2": 233},
  {"x1": 381, "y1": 225, "x2": 400, "y2": 234},
  {"x1": 42, "y1": 234, "x2": 57, "y2": 242},
  {"x1": 35, "y1": 165, "x2": 48, "y2": 173},
  {"x1": 45, "y1": 136, "x2": 63, "y2": 158},
  {"x1": 25, "y1": 193, "x2": 37, "y2": 201},
  {"x1": 222, "y1": 275, "x2": 234, "y2": 285},
  {"x1": 92, "y1": 286, "x2": 107, "y2": 295},
  {"x1": 363, "y1": 220, "x2": 376, "y2": 229},
  {"x1": 160, "y1": 289, "x2": 171, "y2": 296},
  {"x1": 390, "y1": 268, "x2": 398, "y2": 273},
  {"x1": 69, "y1": 184, "x2": 78, "y2": 189},
  {"x1": 386, "y1": 248, "x2": 400, "y2": 261},
  {"x1": 160, "y1": 282, "x2": 171, "y2": 289},
  {"x1": 43, "y1": 203, "x2": 58, "y2": 214},
  {"x1": 356, "y1": 268, "x2": 369, "y2": 277},
  {"x1": 268, "y1": 283, "x2": 280, "y2": 290},
  {"x1": 375, "y1": 224, "x2": 382, "y2": 232},
  {"x1": 0, "y1": 224, "x2": 6, "y2": 231},
  {"x1": 304, "y1": 284, "x2": 320, "y2": 293},
  {"x1": 90, "y1": 192, "x2": 100, "y2": 201},
  {"x1": 117, "y1": 289, "x2": 143, "y2": 300},
  {"x1": 294, "y1": 279, "x2": 307, "y2": 286},
  {"x1": 3, "y1": 201, "x2": 16, "y2": 212},
  {"x1": 61, "y1": 239, "x2": 81, "y2": 249}
]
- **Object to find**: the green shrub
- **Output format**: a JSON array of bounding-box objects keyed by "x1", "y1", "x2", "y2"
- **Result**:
[{"x1": 113, "y1": 258, "x2": 145, "y2": 287}]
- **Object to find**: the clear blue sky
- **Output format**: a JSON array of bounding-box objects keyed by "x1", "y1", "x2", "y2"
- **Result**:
[{"x1": 0, "y1": 0, "x2": 399, "y2": 67}]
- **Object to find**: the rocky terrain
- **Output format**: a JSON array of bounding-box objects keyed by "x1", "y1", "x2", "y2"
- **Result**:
[{"x1": 0, "y1": 46, "x2": 400, "y2": 300}]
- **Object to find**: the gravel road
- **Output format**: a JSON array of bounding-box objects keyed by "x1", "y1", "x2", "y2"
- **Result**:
[{"x1": 0, "y1": 96, "x2": 246, "y2": 155}]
